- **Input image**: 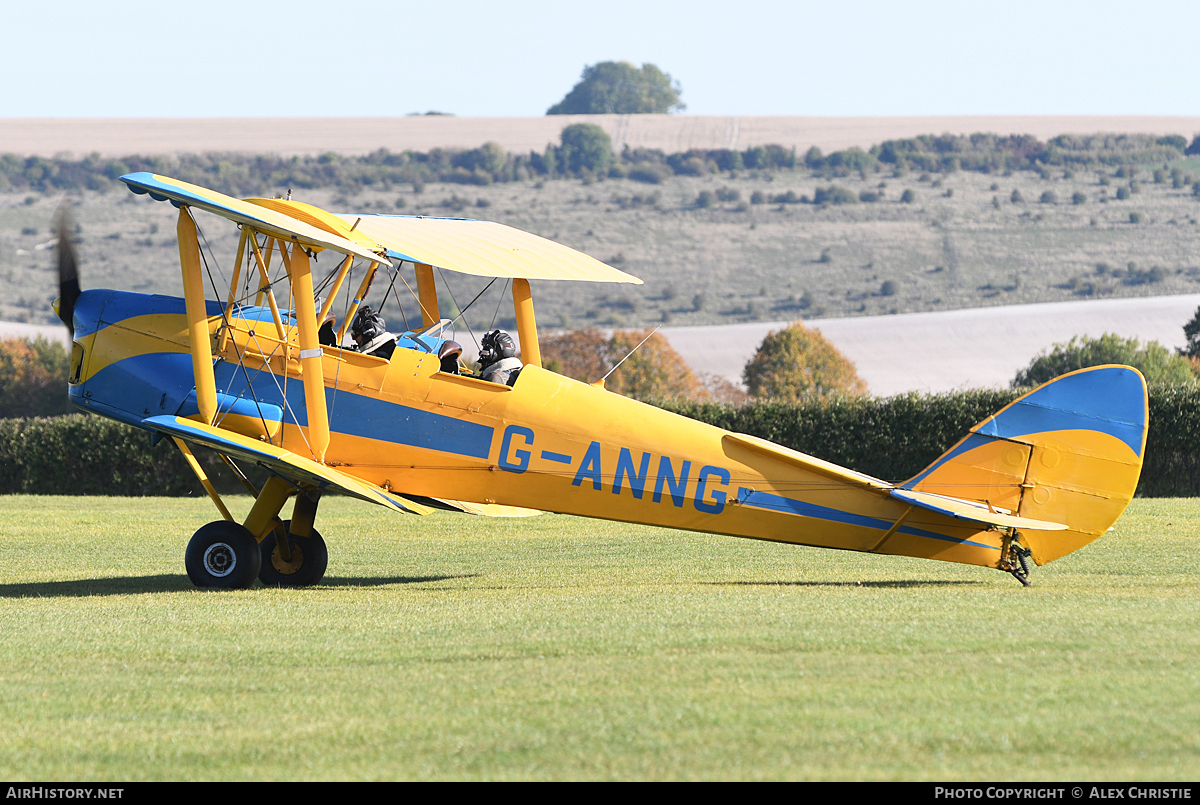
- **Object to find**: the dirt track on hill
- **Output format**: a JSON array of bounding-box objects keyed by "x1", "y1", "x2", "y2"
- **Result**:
[
  {"x1": 661, "y1": 293, "x2": 1200, "y2": 396},
  {"x1": 4, "y1": 115, "x2": 1200, "y2": 157}
]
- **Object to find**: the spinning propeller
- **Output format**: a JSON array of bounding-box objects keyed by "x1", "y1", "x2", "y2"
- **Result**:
[{"x1": 54, "y1": 205, "x2": 81, "y2": 339}]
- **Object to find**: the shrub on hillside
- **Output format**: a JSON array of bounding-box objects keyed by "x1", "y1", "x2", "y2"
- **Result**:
[
  {"x1": 558, "y1": 124, "x2": 614, "y2": 175},
  {"x1": 813, "y1": 185, "x2": 857, "y2": 205}
]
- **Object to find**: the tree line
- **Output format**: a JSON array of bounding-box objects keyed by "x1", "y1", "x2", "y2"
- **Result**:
[{"x1": 5, "y1": 128, "x2": 1197, "y2": 197}]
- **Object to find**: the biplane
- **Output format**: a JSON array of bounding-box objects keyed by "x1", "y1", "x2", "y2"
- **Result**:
[{"x1": 54, "y1": 172, "x2": 1148, "y2": 589}]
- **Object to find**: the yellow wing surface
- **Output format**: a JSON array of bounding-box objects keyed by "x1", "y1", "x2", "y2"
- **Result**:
[
  {"x1": 120, "y1": 173, "x2": 385, "y2": 264},
  {"x1": 144, "y1": 415, "x2": 435, "y2": 516},
  {"x1": 333, "y1": 214, "x2": 643, "y2": 283}
]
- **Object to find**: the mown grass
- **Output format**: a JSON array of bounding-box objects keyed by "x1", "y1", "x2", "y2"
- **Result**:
[{"x1": 0, "y1": 495, "x2": 1197, "y2": 780}]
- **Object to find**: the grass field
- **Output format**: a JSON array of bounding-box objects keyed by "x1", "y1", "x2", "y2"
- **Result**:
[
  {"x1": 1, "y1": 495, "x2": 1197, "y2": 781},
  {"x1": 5, "y1": 159, "x2": 1200, "y2": 332}
]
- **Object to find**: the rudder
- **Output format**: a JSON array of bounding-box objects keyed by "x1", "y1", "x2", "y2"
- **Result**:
[{"x1": 903, "y1": 365, "x2": 1148, "y2": 565}]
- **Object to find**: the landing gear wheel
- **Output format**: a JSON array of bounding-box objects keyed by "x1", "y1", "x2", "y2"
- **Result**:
[
  {"x1": 185, "y1": 521, "x2": 262, "y2": 589},
  {"x1": 258, "y1": 520, "x2": 328, "y2": 588}
]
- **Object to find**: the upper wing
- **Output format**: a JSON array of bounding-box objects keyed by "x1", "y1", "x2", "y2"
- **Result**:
[
  {"x1": 120, "y1": 173, "x2": 385, "y2": 264},
  {"x1": 144, "y1": 415, "x2": 434, "y2": 516},
  {"x1": 336, "y1": 215, "x2": 643, "y2": 284}
]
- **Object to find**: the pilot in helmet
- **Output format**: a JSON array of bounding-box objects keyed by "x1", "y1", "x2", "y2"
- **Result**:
[
  {"x1": 478, "y1": 329, "x2": 522, "y2": 386},
  {"x1": 349, "y1": 305, "x2": 397, "y2": 360}
]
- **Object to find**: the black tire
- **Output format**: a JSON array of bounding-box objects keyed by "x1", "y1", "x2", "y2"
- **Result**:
[
  {"x1": 185, "y1": 521, "x2": 262, "y2": 589},
  {"x1": 258, "y1": 520, "x2": 328, "y2": 588}
]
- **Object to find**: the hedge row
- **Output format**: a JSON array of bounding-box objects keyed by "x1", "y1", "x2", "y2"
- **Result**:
[
  {"x1": 665, "y1": 383, "x2": 1200, "y2": 497},
  {"x1": 2, "y1": 385, "x2": 1197, "y2": 497},
  {"x1": 0, "y1": 416, "x2": 266, "y2": 497}
]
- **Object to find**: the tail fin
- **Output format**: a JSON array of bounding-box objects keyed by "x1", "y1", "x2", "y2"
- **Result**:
[{"x1": 902, "y1": 365, "x2": 1148, "y2": 565}]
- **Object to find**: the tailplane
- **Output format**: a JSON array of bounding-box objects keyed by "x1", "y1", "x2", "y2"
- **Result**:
[{"x1": 903, "y1": 365, "x2": 1148, "y2": 565}]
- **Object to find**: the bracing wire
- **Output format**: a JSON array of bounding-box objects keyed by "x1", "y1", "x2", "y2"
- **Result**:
[{"x1": 489, "y1": 279, "x2": 511, "y2": 330}]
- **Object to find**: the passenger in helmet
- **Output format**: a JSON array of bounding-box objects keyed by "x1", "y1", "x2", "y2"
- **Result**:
[
  {"x1": 349, "y1": 305, "x2": 397, "y2": 360},
  {"x1": 317, "y1": 310, "x2": 338, "y2": 347},
  {"x1": 477, "y1": 329, "x2": 522, "y2": 386},
  {"x1": 438, "y1": 340, "x2": 463, "y2": 374}
]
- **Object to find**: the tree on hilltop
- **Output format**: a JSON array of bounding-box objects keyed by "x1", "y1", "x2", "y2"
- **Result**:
[
  {"x1": 742, "y1": 322, "x2": 867, "y2": 402},
  {"x1": 547, "y1": 62, "x2": 685, "y2": 115}
]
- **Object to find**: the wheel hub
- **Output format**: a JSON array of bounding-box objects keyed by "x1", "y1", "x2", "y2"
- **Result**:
[
  {"x1": 203, "y1": 542, "x2": 237, "y2": 577},
  {"x1": 271, "y1": 543, "x2": 305, "y2": 575}
]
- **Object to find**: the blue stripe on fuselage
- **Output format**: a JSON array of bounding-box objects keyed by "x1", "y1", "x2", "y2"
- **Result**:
[
  {"x1": 210, "y1": 361, "x2": 494, "y2": 459},
  {"x1": 84, "y1": 349, "x2": 494, "y2": 460},
  {"x1": 737, "y1": 488, "x2": 998, "y2": 550}
]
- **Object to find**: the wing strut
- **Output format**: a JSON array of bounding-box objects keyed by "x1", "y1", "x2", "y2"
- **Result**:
[
  {"x1": 284, "y1": 244, "x2": 331, "y2": 464},
  {"x1": 171, "y1": 437, "x2": 234, "y2": 521},
  {"x1": 178, "y1": 207, "x2": 218, "y2": 426}
]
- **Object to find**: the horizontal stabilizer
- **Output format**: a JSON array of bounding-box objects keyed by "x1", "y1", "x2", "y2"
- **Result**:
[
  {"x1": 144, "y1": 415, "x2": 433, "y2": 516},
  {"x1": 723, "y1": 433, "x2": 892, "y2": 492},
  {"x1": 890, "y1": 488, "x2": 1067, "y2": 531}
]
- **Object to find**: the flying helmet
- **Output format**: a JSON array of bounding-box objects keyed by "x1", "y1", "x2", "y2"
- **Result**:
[
  {"x1": 350, "y1": 305, "x2": 387, "y2": 346},
  {"x1": 479, "y1": 329, "x2": 517, "y2": 366}
]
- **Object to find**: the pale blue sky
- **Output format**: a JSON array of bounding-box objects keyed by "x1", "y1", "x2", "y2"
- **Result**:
[{"x1": 3, "y1": 0, "x2": 1197, "y2": 118}]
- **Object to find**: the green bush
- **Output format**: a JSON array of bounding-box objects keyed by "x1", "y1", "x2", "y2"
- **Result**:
[
  {"x1": 1013, "y1": 334, "x2": 1194, "y2": 387},
  {"x1": 558, "y1": 124, "x2": 614, "y2": 175},
  {"x1": 813, "y1": 185, "x2": 857, "y2": 205},
  {"x1": 742, "y1": 322, "x2": 866, "y2": 402}
]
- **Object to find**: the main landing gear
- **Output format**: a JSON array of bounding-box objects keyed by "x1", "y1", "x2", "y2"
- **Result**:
[{"x1": 183, "y1": 474, "x2": 329, "y2": 590}]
